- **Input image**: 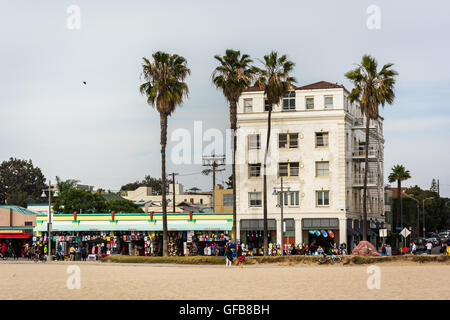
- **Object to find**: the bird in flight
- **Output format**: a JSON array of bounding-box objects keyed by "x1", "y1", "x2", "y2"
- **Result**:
[{"x1": 83, "y1": 81, "x2": 87, "y2": 85}]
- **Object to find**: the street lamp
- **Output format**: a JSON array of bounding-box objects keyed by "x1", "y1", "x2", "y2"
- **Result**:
[
  {"x1": 422, "y1": 197, "x2": 434, "y2": 238},
  {"x1": 41, "y1": 180, "x2": 58, "y2": 261},
  {"x1": 272, "y1": 176, "x2": 291, "y2": 255},
  {"x1": 404, "y1": 194, "x2": 419, "y2": 237}
]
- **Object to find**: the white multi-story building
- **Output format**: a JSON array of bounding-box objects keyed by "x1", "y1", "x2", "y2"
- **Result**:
[{"x1": 235, "y1": 81, "x2": 385, "y2": 250}]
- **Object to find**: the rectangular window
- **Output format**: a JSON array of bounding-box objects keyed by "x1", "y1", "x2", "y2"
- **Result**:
[
  {"x1": 289, "y1": 133, "x2": 298, "y2": 148},
  {"x1": 249, "y1": 192, "x2": 262, "y2": 207},
  {"x1": 279, "y1": 163, "x2": 289, "y2": 177},
  {"x1": 324, "y1": 96, "x2": 333, "y2": 109},
  {"x1": 316, "y1": 132, "x2": 329, "y2": 147},
  {"x1": 244, "y1": 99, "x2": 253, "y2": 112},
  {"x1": 249, "y1": 164, "x2": 261, "y2": 177},
  {"x1": 316, "y1": 161, "x2": 329, "y2": 177},
  {"x1": 279, "y1": 162, "x2": 299, "y2": 177},
  {"x1": 282, "y1": 91, "x2": 296, "y2": 111},
  {"x1": 249, "y1": 134, "x2": 260, "y2": 149},
  {"x1": 317, "y1": 191, "x2": 330, "y2": 206},
  {"x1": 223, "y1": 194, "x2": 233, "y2": 206},
  {"x1": 279, "y1": 133, "x2": 298, "y2": 148},
  {"x1": 277, "y1": 192, "x2": 289, "y2": 206},
  {"x1": 289, "y1": 162, "x2": 299, "y2": 176},
  {"x1": 264, "y1": 99, "x2": 270, "y2": 111},
  {"x1": 306, "y1": 97, "x2": 314, "y2": 110},
  {"x1": 279, "y1": 134, "x2": 288, "y2": 148},
  {"x1": 290, "y1": 192, "x2": 299, "y2": 206}
]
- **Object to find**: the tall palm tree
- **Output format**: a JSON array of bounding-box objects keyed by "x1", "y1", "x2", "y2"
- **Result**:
[
  {"x1": 388, "y1": 165, "x2": 411, "y2": 230},
  {"x1": 255, "y1": 51, "x2": 296, "y2": 255},
  {"x1": 140, "y1": 51, "x2": 190, "y2": 256},
  {"x1": 212, "y1": 49, "x2": 256, "y2": 242},
  {"x1": 345, "y1": 54, "x2": 398, "y2": 241}
]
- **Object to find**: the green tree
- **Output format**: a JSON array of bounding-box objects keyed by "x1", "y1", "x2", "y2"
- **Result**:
[
  {"x1": 212, "y1": 49, "x2": 256, "y2": 241},
  {"x1": 388, "y1": 165, "x2": 411, "y2": 229},
  {"x1": 140, "y1": 51, "x2": 190, "y2": 257},
  {"x1": 255, "y1": 51, "x2": 296, "y2": 255},
  {"x1": 108, "y1": 199, "x2": 144, "y2": 213},
  {"x1": 120, "y1": 175, "x2": 164, "y2": 194},
  {"x1": 346, "y1": 55, "x2": 398, "y2": 241},
  {"x1": 0, "y1": 157, "x2": 46, "y2": 206},
  {"x1": 53, "y1": 189, "x2": 108, "y2": 213},
  {"x1": 55, "y1": 176, "x2": 79, "y2": 193}
]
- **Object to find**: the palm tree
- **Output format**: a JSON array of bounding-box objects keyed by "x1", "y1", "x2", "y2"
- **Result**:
[
  {"x1": 255, "y1": 51, "x2": 296, "y2": 255},
  {"x1": 212, "y1": 49, "x2": 256, "y2": 241},
  {"x1": 388, "y1": 165, "x2": 411, "y2": 230},
  {"x1": 345, "y1": 54, "x2": 398, "y2": 241},
  {"x1": 140, "y1": 51, "x2": 190, "y2": 256}
]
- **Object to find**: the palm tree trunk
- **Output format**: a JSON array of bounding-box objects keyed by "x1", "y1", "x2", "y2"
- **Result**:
[
  {"x1": 396, "y1": 179, "x2": 401, "y2": 229},
  {"x1": 262, "y1": 107, "x2": 272, "y2": 256},
  {"x1": 160, "y1": 112, "x2": 169, "y2": 257},
  {"x1": 230, "y1": 100, "x2": 237, "y2": 243},
  {"x1": 362, "y1": 114, "x2": 370, "y2": 241}
]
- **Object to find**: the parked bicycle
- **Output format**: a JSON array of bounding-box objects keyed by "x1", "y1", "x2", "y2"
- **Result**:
[{"x1": 318, "y1": 253, "x2": 342, "y2": 264}]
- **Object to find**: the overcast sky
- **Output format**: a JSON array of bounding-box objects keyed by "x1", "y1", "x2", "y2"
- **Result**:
[{"x1": 1, "y1": 0, "x2": 449, "y2": 196}]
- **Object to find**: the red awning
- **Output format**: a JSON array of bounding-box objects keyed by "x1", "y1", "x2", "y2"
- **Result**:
[{"x1": 0, "y1": 234, "x2": 32, "y2": 239}]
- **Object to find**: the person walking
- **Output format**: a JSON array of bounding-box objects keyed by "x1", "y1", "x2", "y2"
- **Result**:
[
  {"x1": 236, "y1": 245, "x2": 244, "y2": 268},
  {"x1": 425, "y1": 241, "x2": 433, "y2": 255},
  {"x1": 81, "y1": 246, "x2": 87, "y2": 261},
  {"x1": 410, "y1": 242, "x2": 417, "y2": 255},
  {"x1": 225, "y1": 245, "x2": 233, "y2": 267},
  {"x1": 69, "y1": 245, "x2": 76, "y2": 261}
]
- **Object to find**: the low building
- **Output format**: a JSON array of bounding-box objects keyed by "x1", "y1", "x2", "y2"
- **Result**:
[
  {"x1": 0, "y1": 205, "x2": 36, "y2": 245},
  {"x1": 33, "y1": 211, "x2": 232, "y2": 256}
]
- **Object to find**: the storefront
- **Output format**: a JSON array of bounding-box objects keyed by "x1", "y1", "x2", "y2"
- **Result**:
[
  {"x1": 302, "y1": 218, "x2": 340, "y2": 252},
  {"x1": 240, "y1": 219, "x2": 277, "y2": 255},
  {"x1": 33, "y1": 212, "x2": 233, "y2": 257},
  {"x1": 0, "y1": 205, "x2": 36, "y2": 257}
]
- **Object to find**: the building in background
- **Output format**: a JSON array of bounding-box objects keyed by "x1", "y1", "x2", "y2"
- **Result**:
[
  {"x1": 235, "y1": 81, "x2": 385, "y2": 252},
  {"x1": 214, "y1": 185, "x2": 233, "y2": 213},
  {"x1": 123, "y1": 184, "x2": 212, "y2": 213}
]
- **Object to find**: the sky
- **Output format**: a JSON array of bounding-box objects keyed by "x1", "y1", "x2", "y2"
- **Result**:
[{"x1": 1, "y1": 0, "x2": 449, "y2": 196}]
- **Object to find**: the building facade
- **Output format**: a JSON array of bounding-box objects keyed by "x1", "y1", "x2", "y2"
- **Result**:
[{"x1": 235, "y1": 81, "x2": 385, "y2": 251}]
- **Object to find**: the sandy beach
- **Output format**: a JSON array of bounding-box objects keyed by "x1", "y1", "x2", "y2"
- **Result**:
[{"x1": 0, "y1": 261, "x2": 449, "y2": 300}]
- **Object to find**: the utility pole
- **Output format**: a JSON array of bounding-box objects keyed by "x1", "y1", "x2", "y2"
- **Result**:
[
  {"x1": 202, "y1": 154, "x2": 225, "y2": 212},
  {"x1": 169, "y1": 172, "x2": 179, "y2": 213}
]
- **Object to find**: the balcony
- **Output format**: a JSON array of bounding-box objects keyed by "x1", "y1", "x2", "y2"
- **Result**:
[
  {"x1": 352, "y1": 147, "x2": 379, "y2": 160},
  {"x1": 353, "y1": 174, "x2": 378, "y2": 188}
]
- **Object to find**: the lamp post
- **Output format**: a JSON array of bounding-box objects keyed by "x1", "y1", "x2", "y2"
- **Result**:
[
  {"x1": 41, "y1": 180, "x2": 58, "y2": 261},
  {"x1": 422, "y1": 197, "x2": 434, "y2": 238},
  {"x1": 404, "y1": 195, "x2": 419, "y2": 237},
  {"x1": 272, "y1": 176, "x2": 290, "y2": 255}
]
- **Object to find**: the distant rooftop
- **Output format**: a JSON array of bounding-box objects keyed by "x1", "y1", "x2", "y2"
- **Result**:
[
  {"x1": 0, "y1": 205, "x2": 38, "y2": 215},
  {"x1": 243, "y1": 80, "x2": 348, "y2": 93}
]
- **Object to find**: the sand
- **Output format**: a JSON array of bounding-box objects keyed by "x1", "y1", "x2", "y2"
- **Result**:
[{"x1": 0, "y1": 261, "x2": 449, "y2": 300}]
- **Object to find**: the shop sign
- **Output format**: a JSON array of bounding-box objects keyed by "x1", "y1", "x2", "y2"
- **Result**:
[{"x1": 0, "y1": 229, "x2": 23, "y2": 234}]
